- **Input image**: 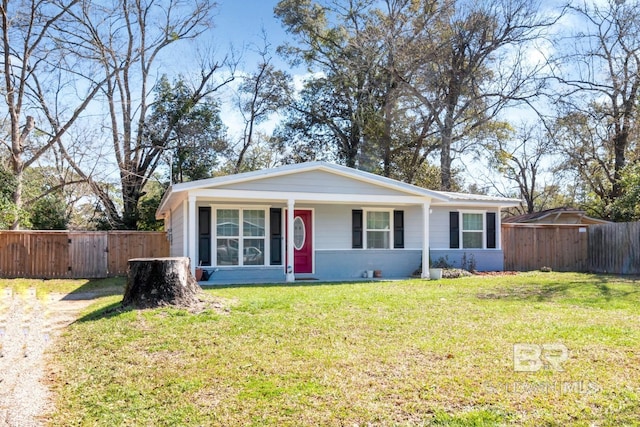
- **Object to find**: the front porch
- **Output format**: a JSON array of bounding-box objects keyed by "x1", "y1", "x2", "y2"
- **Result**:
[
  {"x1": 185, "y1": 196, "x2": 433, "y2": 283},
  {"x1": 195, "y1": 248, "x2": 506, "y2": 285},
  {"x1": 196, "y1": 249, "x2": 424, "y2": 284}
]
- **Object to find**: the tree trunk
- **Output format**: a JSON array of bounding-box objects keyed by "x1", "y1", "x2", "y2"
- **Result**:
[
  {"x1": 440, "y1": 100, "x2": 456, "y2": 191},
  {"x1": 440, "y1": 131, "x2": 453, "y2": 191},
  {"x1": 10, "y1": 116, "x2": 34, "y2": 230},
  {"x1": 612, "y1": 130, "x2": 627, "y2": 199},
  {"x1": 122, "y1": 257, "x2": 201, "y2": 309},
  {"x1": 10, "y1": 167, "x2": 23, "y2": 230}
]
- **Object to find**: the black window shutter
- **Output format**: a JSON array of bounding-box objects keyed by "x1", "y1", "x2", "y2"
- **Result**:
[
  {"x1": 198, "y1": 207, "x2": 211, "y2": 266},
  {"x1": 486, "y1": 212, "x2": 497, "y2": 249},
  {"x1": 270, "y1": 208, "x2": 282, "y2": 265},
  {"x1": 449, "y1": 211, "x2": 460, "y2": 249},
  {"x1": 393, "y1": 210, "x2": 404, "y2": 248},
  {"x1": 352, "y1": 209, "x2": 363, "y2": 249}
]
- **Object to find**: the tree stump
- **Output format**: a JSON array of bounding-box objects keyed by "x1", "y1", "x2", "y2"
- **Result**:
[{"x1": 122, "y1": 257, "x2": 201, "y2": 309}]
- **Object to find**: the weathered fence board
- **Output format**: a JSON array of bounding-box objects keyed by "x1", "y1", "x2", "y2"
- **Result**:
[
  {"x1": 589, "y1": 222, "x2": 640, "y2": 274},
  {"x1": 0, "y1": 231, "x2": 168, "y2": 279},
  {"x1": 31, "y1": 233, "x2": 69, "y2": 278},
  {"x1": 0, "y1": 233, "x2": 29, "y2": 277},
  {"x1": 502, "y1": 224, "x2": 589, "y2": 272},
  {"x1": 108, "y1": 232, "x2": 170, "y2": 276},
  {"x1": 69, "y1": 232, "x2": 108, "y2": 278}
]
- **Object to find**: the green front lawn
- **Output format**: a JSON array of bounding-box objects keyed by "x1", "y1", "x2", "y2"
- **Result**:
[{"x1": 45, "y1": 273, "x2": 640, "y2": 426}]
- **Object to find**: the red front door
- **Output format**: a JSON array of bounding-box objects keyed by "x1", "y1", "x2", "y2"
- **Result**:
[{"x1": 287, "y1": 209, "x2": 313, "y2": 274}]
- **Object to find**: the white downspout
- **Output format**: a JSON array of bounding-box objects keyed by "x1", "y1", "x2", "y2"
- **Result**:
[{"x1": 421, "y1": 201, "x2": 431, "y2": 279}]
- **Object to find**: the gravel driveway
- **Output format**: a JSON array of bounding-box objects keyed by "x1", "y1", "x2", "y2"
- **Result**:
[{"x1": 0, "y1": 288, "x2": 97, "y2": 426}]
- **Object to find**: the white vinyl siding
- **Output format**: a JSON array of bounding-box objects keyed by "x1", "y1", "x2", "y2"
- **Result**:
[
  {"x1": 429, "y1": 207, "x2": 453, "y2": 248},
  {"x1": 219, "y1": 170, "x2": 412, "y2": 197},
  {"x1": 314, "y1": 205, "x2": 352, "y2": 249},
  {"x1": 169, "y1": 203, "x2": 184, "y2": 257},
  {"x1": 400, "y1": 206, "x2": 422, "y2": 249},
  {"x1": 313, "y1": 205, "x2": 427, "y2": 250}
]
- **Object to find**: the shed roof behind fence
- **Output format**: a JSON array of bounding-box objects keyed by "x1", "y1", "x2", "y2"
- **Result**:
[{"x1": 503, "y1": 207, "x2": 610, "y2": 225}]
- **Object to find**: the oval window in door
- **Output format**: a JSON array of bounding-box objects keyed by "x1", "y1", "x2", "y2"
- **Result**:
[{"x1": 293, "y1": 216, "x2": 305, "y2": 250}]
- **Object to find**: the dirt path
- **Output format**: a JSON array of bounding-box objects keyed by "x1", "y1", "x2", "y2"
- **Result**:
[{"x1": 0, "y1": 288, "x2": 97, "y2": 426}]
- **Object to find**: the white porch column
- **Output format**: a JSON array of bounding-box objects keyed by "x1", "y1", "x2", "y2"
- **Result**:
[
  {"x1": 188, "y1": 195, "x2": 197, "y2": 276},
  {"x1": 421, "y1": 201, "x2": 431, "y2": 279},
  {"x1": 286, "y1": 199, "x2": 296, "y2": 282}
]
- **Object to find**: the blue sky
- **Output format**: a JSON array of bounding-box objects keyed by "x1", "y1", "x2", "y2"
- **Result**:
[
  {"x1": 213, "y1": 1, "x2": 291, "y2": 69},
  {"x1": 160, "y1": 1, "x2": 295, "y2": 78},
  {"x1": 215, "y1": 0, "x2": 283, "y2": 42}
]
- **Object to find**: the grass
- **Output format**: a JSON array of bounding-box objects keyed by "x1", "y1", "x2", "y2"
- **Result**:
[{"x1": 33, "y1": 273, "x2": 640, "y2": 425}]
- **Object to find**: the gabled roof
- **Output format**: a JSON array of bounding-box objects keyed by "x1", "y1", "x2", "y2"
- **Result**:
[
  {"x1": 165, "y1": 161, "x2": 447, "y2": 197},
  {"x1": 503, "y1": 207, "x2": 610, "y2": 225},
  {"x1": 156, "y1": 161, "x2": 521, "y2": 217}
]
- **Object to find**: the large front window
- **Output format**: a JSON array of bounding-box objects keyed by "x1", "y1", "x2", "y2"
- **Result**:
[
  {"x1": 462, "y1": 213, "x2": 483, "y2": 249},
  {"x1": 366, "y1": 211, "x2": 390, "y2": 249},
  {"x1": 216, "y1": 209, "x2": 265, "y2": 266}
]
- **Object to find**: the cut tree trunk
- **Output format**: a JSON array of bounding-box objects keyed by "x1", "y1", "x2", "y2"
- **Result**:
[{"x1": 122, "y1": 257, "x2": 201, "y2": 309}]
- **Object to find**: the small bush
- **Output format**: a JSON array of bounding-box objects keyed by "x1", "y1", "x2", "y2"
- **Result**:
[
  {"x1": 460, "y1": 253, "x2": 477, "y2": 273},
  {"x1": 442, "y1": 268, "x2": 473, "y2": 279},
  {"x1": 432, "y1": 256, "x2": 452, "y2": 269}
]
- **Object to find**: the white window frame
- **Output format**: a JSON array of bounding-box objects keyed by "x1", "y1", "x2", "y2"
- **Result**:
[
  {"x1": 363, "y1": 209, "x2": 393, "y2": 250},
  {"x1": 459, "y1": 210, "x2": 485, "y2": 249},
  {"x1": 213, "y1": 206, "x2": 269, "y2": 267}
]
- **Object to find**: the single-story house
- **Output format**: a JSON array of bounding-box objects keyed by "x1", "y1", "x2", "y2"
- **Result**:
[
  {"x1": 503, "y1": 207, "x2": 610, "y2": 225},
  {"x1": 155, "y1": 162, "x2": 521, "y2": 283}
]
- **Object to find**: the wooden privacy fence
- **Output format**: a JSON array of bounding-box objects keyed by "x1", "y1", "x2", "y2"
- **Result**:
[
  {"x1": 502, "y1": 224, "x2": 589, "y2": 272},
  {"x1": 0, "y1": 231, "x2": 169, "y2": 279},
  {"x1": 589, "y1": 222, "x2": 640, "y2": 274},
  {"x1": 502, "y1": 222, "x2": 640, "y2": 274}
]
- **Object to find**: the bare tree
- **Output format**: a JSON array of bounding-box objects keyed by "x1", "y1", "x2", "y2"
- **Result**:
[
  {"x1": 275, "y1": 0, "x2": 557, "y2": 188},
  {"x1": 276, "y1": 0, "x2": 402, "y2": 170},
  {"x1": 360, "y1": 0, "x2": 442, "y2": 181},
  {"x1": 234, "y1": 35, "x2": 291, "y2": 172},
  {"x1": 400, "y1": 0, "x2": 559, "y2": 190},
  {"x1": 0, "y1": 0, "x2": 104, "y2": 229},
  {"x1": 55, "y1": 0, "x2": 234, "y2": 229},
  {"x1": 488, "y1": 121, "x2": 558, "y2": 214},
  {"x1": 553, "y1": 0, "x2": 640, "y2": 219},
  {"x1": 275, "y1": 0, "x2": 442, "y2": 179}
]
